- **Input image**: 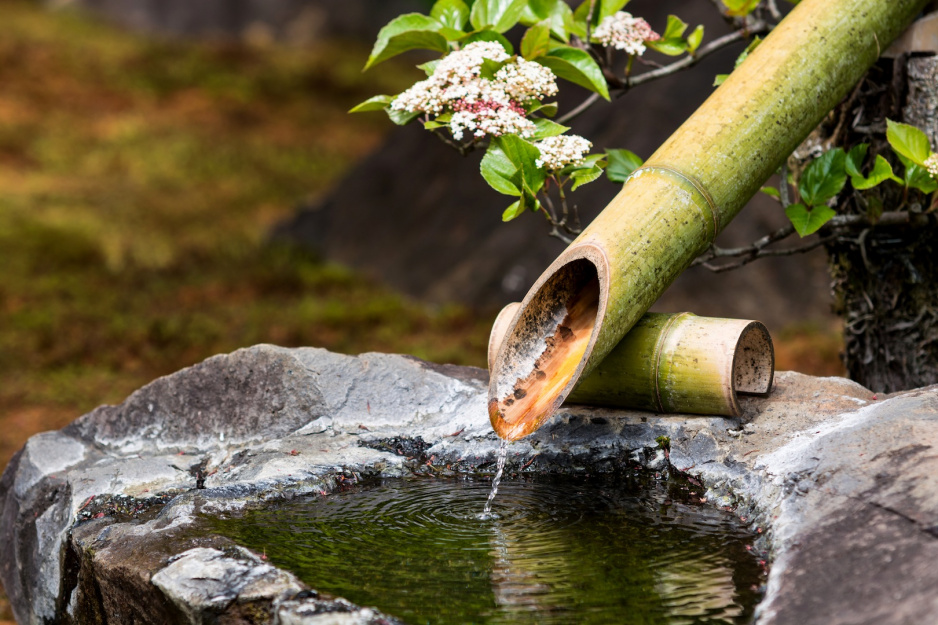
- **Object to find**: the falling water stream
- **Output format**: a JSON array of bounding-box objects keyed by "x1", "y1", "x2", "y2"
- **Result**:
[
  {"x1": 208, "y1": 468, "x2": 765, "y2": 624},
  {"x1": 482, "y1": 439, "x2": 510, "y2": 517}
]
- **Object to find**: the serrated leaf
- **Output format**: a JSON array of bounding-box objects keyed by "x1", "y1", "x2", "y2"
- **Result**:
[
  {"x1": 521, "y1": 21, "x2": 552, "y2": 59},
  {"x1": 497, "y1": 134, "x2": 547, "y2": 194},
  {"x1": 460, "y1": 29, "x2": 514, "y2": 54},
  {"x1": 502, "y1": 199, "x2": 526, "y2": 221},
  {"x1": 470, "y1": 0, "x2": 527, "y2": 33},
  {"x1": 364, "y1": 14, "x2": 448, "y2": 71},
  {"x1": 431, "y1": 0, "x2": 470, "y2": 30},
  {"x1": 571, "y1": 165, "x2": 604, "y2": 190},
  {"x1": 887, "y1": 119, "x2": 932, "y2": 167},
  {"x1": 898, "y1": 154, "x2": 938, "y2": 194},
  {"x1": 605, "y1": 148, "x2": 643, "y2": 183},
  {"x1": 388, "y1": 107, "x2": 420, "y2": 126},
  {"x1": 760, "y1": 186, "x2": 781, "y2": 200},
  {"x1": 799, "y1": 148, "x2": 846, "y2": 207},
  {"x1": 785, "y1": 203, "x2": 835, "y2": 237},
  {"x1": 721, "y1": 0, "x2": 761, "y2": 17},
  {"x1": 479, "y1": 57, "x2": 510, "y2": 80},
  {"x1": 531, "y1": 118, "x2": 570, "y2": 139},
  {"x1": 481, "y1": 143, "x2": 522, "y2": 196},
  {"x1": 349, "y1": 94, "x2": 394, "y2": 113},
  {"x1": 537, "y1": 46, "x2": 610, "y2": 100},
  {"x1": 686, "y1": 25, "x2": 704, "y2": 53}
]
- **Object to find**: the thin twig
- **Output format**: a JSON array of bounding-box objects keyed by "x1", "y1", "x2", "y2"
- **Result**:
[
  {"x1": 557, "y1": 92, "x2": 602, "y2": 124},
  {"x1": 628, "y1": 27, "x2": 766, "y2": 88},
  {"x1": 692, "y1": 211, "x2": 931, "y2": 272}
]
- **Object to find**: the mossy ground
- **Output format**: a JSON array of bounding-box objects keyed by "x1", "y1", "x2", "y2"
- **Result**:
[
  {"x1": 0, "y1": 2, "x2": 493, "y2": 471},
  {"x1": 0, "y1": 2, "x2": 843, "y2": 619}
]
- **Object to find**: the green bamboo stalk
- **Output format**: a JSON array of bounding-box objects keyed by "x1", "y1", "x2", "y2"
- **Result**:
[
  {"x1": 489, "y1": 304, "x2": 774, "y2": 418},
  {"x1": 489, "y1": 0, "x2": 928, "y2": 441}
]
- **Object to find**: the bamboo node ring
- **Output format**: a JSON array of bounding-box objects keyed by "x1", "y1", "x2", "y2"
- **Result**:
[{"x1": 628, "y1": 165, "x2": 720, "y2": 244}]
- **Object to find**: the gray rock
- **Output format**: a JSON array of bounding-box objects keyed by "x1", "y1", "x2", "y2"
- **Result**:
[{"x1": 1, "y1": 344, "x2": 936, "y2": 624}]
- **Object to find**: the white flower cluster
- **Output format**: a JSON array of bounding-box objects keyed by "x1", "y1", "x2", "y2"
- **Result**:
[
  {"x1": 925, "y1": 153, "x2": 938, "y2": 179},
  {"x1": 535, "y1": 135, "x2": 592, "y2": 170},
  {"x1": 391, "y1": 41, "x2": 558, "y2": 141},
  {"x1": 592, "y1": 11, "x2": 660, "y2": 56}
]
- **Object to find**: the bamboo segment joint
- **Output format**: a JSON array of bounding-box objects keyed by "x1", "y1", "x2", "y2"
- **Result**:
[
  {"x1": 651, "y1": 312, "x2": 690, "y2": 413},
  {"x1": 628, "y1": 165, "x2": 719, "y2": 244}
]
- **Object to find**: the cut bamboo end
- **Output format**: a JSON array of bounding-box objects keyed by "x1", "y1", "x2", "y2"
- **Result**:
[
  {"x1": 487, "y1": 248, "x2": 609, "y2": 441},
  {"x1": 489, "y1": 308, "x2": 775, "y2": 425}
]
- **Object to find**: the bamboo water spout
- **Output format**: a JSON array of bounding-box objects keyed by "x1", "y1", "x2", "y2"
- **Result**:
[
  {"x1": 488, "y1": 0, "x2": 929, "y2": 441},
  {"x1": 489, "y1": 304, "x2": 774, "y2": 420}
]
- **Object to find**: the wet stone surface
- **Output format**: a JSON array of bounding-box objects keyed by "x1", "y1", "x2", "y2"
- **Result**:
[{"x1": 1, "y1": 344, "x2": 937, "y2": 624}]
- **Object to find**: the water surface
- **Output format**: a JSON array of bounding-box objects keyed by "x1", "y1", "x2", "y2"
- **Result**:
[{"x1": 208, "y1": 474, "x2": 764, "y2": 624}]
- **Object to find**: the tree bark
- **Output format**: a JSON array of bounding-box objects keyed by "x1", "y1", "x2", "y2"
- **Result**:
[{"x1": 824, "y1": 55, "x2": 938, "y2": 393}]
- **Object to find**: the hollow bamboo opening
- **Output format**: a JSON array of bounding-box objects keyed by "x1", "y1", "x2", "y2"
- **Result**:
[
  {"x1": 488, "y1": 256, "x2": 605, "y2": 441},
  {"x1": 732, "y1": 322, "x2": 774, "y2": 397}
]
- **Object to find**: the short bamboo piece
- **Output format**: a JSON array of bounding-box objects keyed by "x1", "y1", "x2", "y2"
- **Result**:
[
  {"x1": 489, "y1": 304, "x2": 774, "y2": 418},
  {"x1": 489, "y1": 0, "x2": 928, "y2": 441}
]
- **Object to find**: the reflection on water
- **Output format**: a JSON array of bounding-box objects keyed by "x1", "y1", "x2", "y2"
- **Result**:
[{"x1": 207, "y1": 474, "x2": 765, "y2": 624}]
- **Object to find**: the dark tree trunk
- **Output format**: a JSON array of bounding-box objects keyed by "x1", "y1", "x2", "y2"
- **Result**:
[{"x1": 823, "y1": 55, "x2": 938, "y2": 393}]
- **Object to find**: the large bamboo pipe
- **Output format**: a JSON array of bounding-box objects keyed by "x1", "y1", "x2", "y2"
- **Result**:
[
  {"x1": 488, "y1": 304, "x2": 774, "y2": 418},
  {"x1": 489, "y1": 0, "x2": 928, "y2": 441}
]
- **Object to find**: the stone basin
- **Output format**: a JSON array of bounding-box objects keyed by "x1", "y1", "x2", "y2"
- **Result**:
[{"x1": 1, "y1": 345, "x2": 937, "y2": 624}]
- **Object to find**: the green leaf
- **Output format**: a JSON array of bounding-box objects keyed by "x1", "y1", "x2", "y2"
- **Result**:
[
  {"x1": 531, "y1": 118, "x2": 570, "y2": 139},
  {"x1": 645, "y1": 15, "x2": 688, "y2": 56},
  {"x1": 388, "y1": 108, "x2": 420, "y2": 126},
  {"x1": 502, "y1": 199, "x2": 526, "y2": 221},
  {"x1": 470, "y1": 0, "x2": 527, "y2": 33},
  {"x1": 713, "y1": 73, "x2": 729, "y2": 87},
  {"x1": 760, "y1": 186, "x2": 781, "y2": 200},
  {"x1": 520, "y1": 0, "x2": 574, "y2": 42},
  {"x1": 528, "y1": 101, "x2": 559, "y2": 118},
  {"x1": 686, "y1": 25, "x2": 704, "y2": 53},
  {"x1": 417, "y1": 59, "x2": 441, "y2": 76},
  {"x1": 844, "y1": 143, "x2": 868, "y2": 178},
  {"x1": 605, "y1": 148, "x2": 643, "y2": 183},
  {"x1": 799, "y1": 148, "x2": 846, "y2": 207},
  {"x1": 537, "y1": 46, "x2": 610, "y2": 100},
  {"x1": 573, "y1": 0, "x2": 630, "y2": 27},
  {"x1": 431, "y1": 0, "x2": 470, "y2": 30},
  {"x1": 853, "y1": 155, "x2": 900, "y2": 190},
  {"x1": 661, "y1": 14, "x2": 688, "y2": 40},
  {"x1": 898, "y1": 154, "x2": 938, "y2": 194},
  {"x1": 721, "y1": 0, "x2": 761, "y2": 17},
  {"x1": 785, "y1": 203, "x2": 836, "y2": 237},
  {"x1": 562, "y1": 153, "x2": 606, "y2": 174},
  {"x1": 646, "y1": 38, "x2": 687, "y2": 56},
  {"x1": 521, "y1": 20, "x2": 552, "y2": 59},
  {"x1": 364, "y1": 14, "x2": 448, "y2": 71},
  {"x1": 349, "y1": 94, "x2": 394, "y2": 113},
  {"x1": 479, "y1": 57, "x2": 510, "y2": 80},
  {"x1": 497, "y1": 134, "x2": 547, "y2": 195},
  {"x1": 481, "y1": 142, "x2": 522, "y2": 196},
  {"x1": 571, "y1": 165, "x2": 604, "y2": 190},
  {"x1": 886, "y1": 119, "x2": 932, "y2": 167},
  {"x1": 460, "y1": 29, "x2": 514, "y2": 54}
]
